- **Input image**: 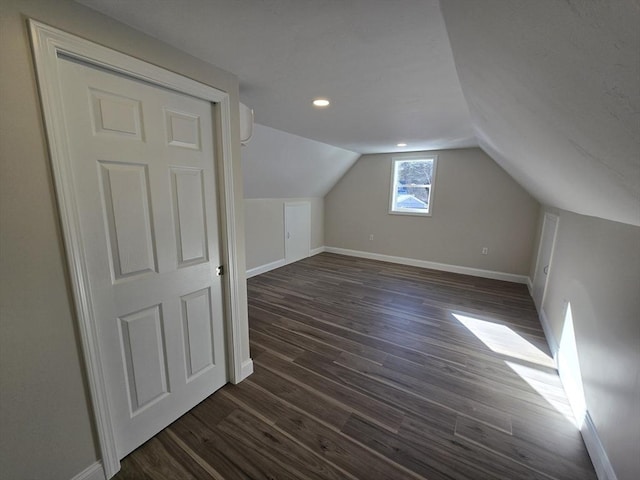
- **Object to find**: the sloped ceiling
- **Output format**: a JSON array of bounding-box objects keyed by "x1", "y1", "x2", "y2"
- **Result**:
[
  {"x1": 75, "y1": 0, "x2": 475, "y2": 154},
  {"x1": 76, "y1": 0, "x2": 639, "y2": 224},
  {"x1": 242, "y1": 124, "x2": 360, "y2": 199},
  {"x1": 440, "y1": 0, "x2": 640, "y2": 227}
]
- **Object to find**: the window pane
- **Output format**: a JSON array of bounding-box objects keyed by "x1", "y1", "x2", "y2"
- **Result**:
[{"x1": 391, "y1": 158, "x2": 434, "y2": 214}]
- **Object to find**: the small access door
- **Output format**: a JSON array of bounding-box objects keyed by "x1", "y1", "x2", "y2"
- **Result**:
[
  {"x1": 532, "y1": 213, "x2": 559, "y2": 312},
  {"x1": 284, "y1": 202, "x2": 311, "y2": 264}
]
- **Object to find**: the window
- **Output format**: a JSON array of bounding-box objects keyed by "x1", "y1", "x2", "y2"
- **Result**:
[{"x1": 389, "y1": 155, "x2": 437, "y2": 216}]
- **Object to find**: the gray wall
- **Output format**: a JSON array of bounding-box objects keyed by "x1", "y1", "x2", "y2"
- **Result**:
[
  {"x1": 0, "y1": 1, "x2": 248, "y2": 479},
  {"x1": 535, "y1": 208, "x2": 640, "y2": 480},
  {"x1": 245, "y1": 198, "x2": 324, "y2": 271},
  {"x1": 325, "y1": 148, "x2": 540, "y2": 275}
]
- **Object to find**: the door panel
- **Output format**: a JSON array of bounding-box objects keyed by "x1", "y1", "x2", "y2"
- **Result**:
[
  {"x1": 119, "y1": 305, "x2": 169, "y2": 412},
  {"x1": 57, "y1": 56, "x2": 227, "y2": 458},
  {"x1": 170, "y1": 168, "x2": 208, "y2": 266},
  {"x1": 284, "y1": 202, "x2": 311, "y2": 264},
  {"x1": 181, "y1": 288, "x2": 216, "y2": 378},
  {"x1": 99, "y1": 161, "x2": 157, "y2": 279}
]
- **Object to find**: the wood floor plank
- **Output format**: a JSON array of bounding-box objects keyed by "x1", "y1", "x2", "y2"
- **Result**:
[
  {"x1": 251, "y1": 315, "x2": 343, "y2": 360},
  {"x1": 250, "y1": 296, "x2": 470, "y2": 367},
  {"x1": 382, "y1": 351, "x2": 573, "y2": 419},
  {"x1": 113, "y1": 253, "x2": 597, "y2": 480},
  {"x1": 253, "y1": 351, "x2": 405, "y2": 432},
  {"x1": 249, "y1": 328, "x2": 305, "y2": 360},
  {"x1": 343, "y1": 412, "x2": 545, "y2": 480},
  {"x1": 221, "y1": 370, "x2": 423, "y2": 480},
  {"x1": 272, "y1": 399, "x2": 424, "y2": 480},
  {"x1": 297, "y1": 349, "x2": 513, "y2": 434},
  {"x1": 454, "y1": 415, "x2": 597, "y2": 480},
  {"x1": 217, "y1": 409, "x2": 352, "y2": 480},
  {"x1": 398, "y1": 414, "x2": 553, "y2": 480},
  {"x1": 271, "y1": 314, "x2": 389, "y2": 364},
  {"x1": 245, "y1": 365, "x2": 352, "y2": 429},
  {"x1": 255, "y1": 294, "x2": 473, "y2": 366},
  {"x1": 168, "y1": 412, "x2": 299, "y2": 480}
]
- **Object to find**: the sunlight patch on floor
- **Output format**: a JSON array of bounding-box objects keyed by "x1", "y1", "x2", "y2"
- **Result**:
[
  {"x1": 452, "y1": 313, "x2": 555, "y2": 368},
  {"x1": 505, "y1": 361, "x2": 575, "y2": 423},
  {"x1": 452, "y1": 312, "x2": 580, "y2": 426}
]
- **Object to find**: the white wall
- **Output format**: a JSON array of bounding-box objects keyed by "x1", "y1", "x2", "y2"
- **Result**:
[
  {"x1": 245, "y1": 198, "x2": 324, "y2": 272},
  {"x1": 241, "y1": 124, "x2": 352, "y2": 275},
  {"x1": 0, "y1": 1, "x2": 248, "y2": 479},
  {"x1": 242, "y1": 123, "x2": 360, "y2": 199},
  {"x1": 325, "y1": 148, "x2": 540, "y2": 276},
  {"x1": 533, "y1": 208, "x2": 640, "y2": 480},
  {"x1": 441, "y1": 0, "x2": 640, "y2": 227}
]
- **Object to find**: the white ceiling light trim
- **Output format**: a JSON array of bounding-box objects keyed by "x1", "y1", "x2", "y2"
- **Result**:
[{"x1": 312, "y1": 98, "x2": 330, "y2": 108}]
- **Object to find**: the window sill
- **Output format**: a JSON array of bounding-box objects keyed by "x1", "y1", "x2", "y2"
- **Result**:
[{"x1": 388, "y1": 210, "x2": 432, "y2": 217}]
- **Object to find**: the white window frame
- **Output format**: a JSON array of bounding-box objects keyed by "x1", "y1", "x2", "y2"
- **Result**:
[{"x1": 388, "y1": 154, "x2": 438, "y2": 216}]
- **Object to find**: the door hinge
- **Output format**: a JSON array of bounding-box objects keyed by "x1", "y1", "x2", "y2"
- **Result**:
[{"x1": 216, "y1": 265, "x2": 224, "y2": 276}]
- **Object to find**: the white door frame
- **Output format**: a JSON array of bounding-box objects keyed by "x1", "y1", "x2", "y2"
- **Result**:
[
  {"x1": 532, "y1": 212, "x2": 560, "y2": 354},
  {"x1": 29, "y1": 20, "x2": 248, "y2": 478},
  {"x1": 532, "y1": 212, "x2": 560, "y2": 310}
]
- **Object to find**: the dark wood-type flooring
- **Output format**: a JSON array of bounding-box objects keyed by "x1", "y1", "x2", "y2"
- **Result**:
[{"x1": 114, "y1": 253, "x2": 596, "y2": 479}]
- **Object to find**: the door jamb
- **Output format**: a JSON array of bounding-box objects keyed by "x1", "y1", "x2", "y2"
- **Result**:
[{"x1": 28, "y1": 20, "x2": 249, "y2": 478}]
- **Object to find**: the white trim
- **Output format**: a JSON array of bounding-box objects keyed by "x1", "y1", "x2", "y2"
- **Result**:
[
  {"x1": 71, "y1": 462, "x2": 105, "y2": 480},
  {"x1": 389, "y1": 154, "x2": 438, "y2": 217},
  {"x1": 238, "y1": 359, "x2": 255, "y2": 381},
  {"x1": 29, "y1": 20, "x2": 246, "y2": 478},
  {"x1": 539, "y1": 308, "x2": 559, "y2": 363},
  {"x1": 246, "y1": 259, "x2": 286, "y2": 278},
  {"x1": 324, "y1": 247, "x2": 529, "y2": 284},
  {"x1": 532, "y1": 212, "x2": 560, "y2": 311},
  {"x1": 526, "y1": 276, "x2": 534, "y2": 297},
  {"x1": 581, "y1": 412, "x2": 619, "y2": 480},
  {"x1": 246, "y1": 247, "x2": 325, "y2": 278}
]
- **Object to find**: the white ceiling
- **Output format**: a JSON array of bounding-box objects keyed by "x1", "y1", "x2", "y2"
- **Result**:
[
  {"x1": 441, "y1": 0, "x2": 640, "y2": 227},
  {"x1": 76, "y1": 0, "x2": 639, "y2": 225},
  {"x1": 76, "y1": 0, "x2": 476, "y2": 154},
  {"x1": 242, "y1": 124, "x2": 360, "y2": 199}
]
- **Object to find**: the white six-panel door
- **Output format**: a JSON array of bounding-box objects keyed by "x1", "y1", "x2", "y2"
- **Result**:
[{"x1": 57, "y1": 56, "x2": 227, "y2": 458}]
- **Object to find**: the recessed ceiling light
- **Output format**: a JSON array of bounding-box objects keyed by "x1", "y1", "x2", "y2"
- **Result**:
[
  {"x1": 397, "y1": 143, "x2": 407, "y2": 147},
  {"x1": 313, "y1": 98, "x2": 330, "y2": 107}
]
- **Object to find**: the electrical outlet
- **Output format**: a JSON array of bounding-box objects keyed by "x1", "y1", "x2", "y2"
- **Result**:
[
  {"x1": 481, "y1": 247, "x2": 488, "y2": 255},
  {"x1": 369, "y1": 234, "x2": 374, "y2": 241}
]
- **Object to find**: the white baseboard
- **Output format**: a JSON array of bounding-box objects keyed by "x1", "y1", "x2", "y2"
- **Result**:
[
  {"x1": 535, "y1": 310, "x2": 616, "y2": 480},
  {"x1": 324, "y1": 247, "x2": 529, "y2": 284},
  {"x1": 526, "y1": 277, "x2": 534, "y2": 296},
  {"x1": 236, "y1": 359, "x2": 254, "y2": 383},
  {"x1": 246, "y1": 258, "x2": 286, "y2": 278},
  {"x1": 582, "y1": 412, "x2": 618, "y2": 480},
  {"x1": 246, "y1": 247, "x2": 326, "y2": 278},
  {"x1": 539, "y1": 308, "x2": 559, "y2": 362},
  {"x1": 71, "y1": 462, "x2": 105, "y2": 480},
  {"x1": 310, "y1": 246, "x2": 326, "y2": 256}
]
